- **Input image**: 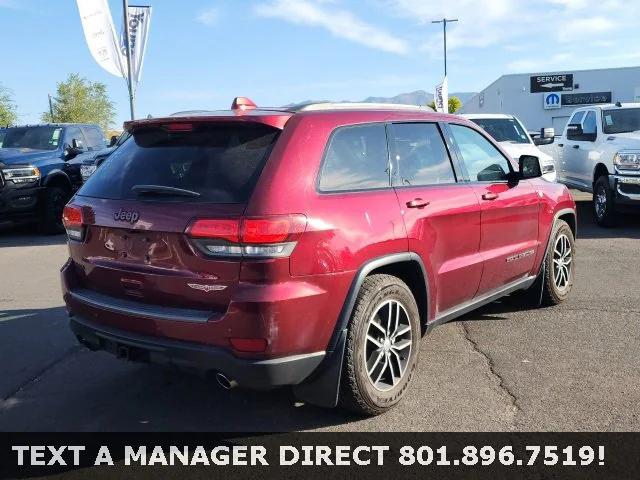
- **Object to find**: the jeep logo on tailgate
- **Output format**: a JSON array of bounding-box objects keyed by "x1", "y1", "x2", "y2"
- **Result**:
[{"x1": 114, "y1": 208, "x2": 140, "y2": 224}]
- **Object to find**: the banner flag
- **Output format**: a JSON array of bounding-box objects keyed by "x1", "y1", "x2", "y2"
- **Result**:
[
  {"x1": 121, "y1": 5, "x2": 152, "y2": 90},
  {"x1": 76, "y1": 0, "x2": 125, "y2": 78},
  {"x1": 434, "y1": 76, "x2": 449, "y2": 113}
]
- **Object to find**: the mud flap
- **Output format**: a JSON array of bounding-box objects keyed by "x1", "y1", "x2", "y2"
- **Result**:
[
  {"x1": 535, "y1": 261, "x2": 545, "y2": 306},
  {"x1": 293, "y1": 329, "x2": 346, "y2": 408}
]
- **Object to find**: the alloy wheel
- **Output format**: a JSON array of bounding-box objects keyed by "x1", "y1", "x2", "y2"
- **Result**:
[
  {"x1": 552, "y1": 233, "x2": 572, "y2": 291},
  {"x1": 595, "y1": 185, "x2": 607, "y2": 220},
  {"x1": 363, "y1": 299, "x2": 412, "y2": 392}
]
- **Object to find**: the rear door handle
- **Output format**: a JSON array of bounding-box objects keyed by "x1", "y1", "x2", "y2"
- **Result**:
[
  {"x1": 572, "y1": 144, "x2": 580, "y2": 149},
  {"x1": 558, "y1": 143, "x2": 564, "y2": 147},
  {"x1": 482, "y1": 192, "x2": 499, "y2": 201},
  {"x1": 406, "y1": 198, "x2": 430, "y2": 209}
]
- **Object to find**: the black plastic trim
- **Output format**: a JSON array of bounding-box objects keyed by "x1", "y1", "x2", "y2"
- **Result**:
[{"x1": 70, "y1": 315, "x2": 325, "y2": 389}]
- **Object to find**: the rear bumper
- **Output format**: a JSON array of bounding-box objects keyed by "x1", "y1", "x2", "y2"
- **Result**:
[{"x1": 70, "y1": 315, "x2": 325, "y2": 389}]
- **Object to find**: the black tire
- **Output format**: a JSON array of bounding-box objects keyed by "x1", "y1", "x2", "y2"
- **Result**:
[
  {"x1": 339, "y1": 274, "x2": 421, "y2": 416},
  {"x1": 593, "y1": 175, "x2": 617, "y2": 227},
  {"x1": 39, "y1": 186, "x2": 69, "y2": 235},
  {"x1": 541, "y1": 219, "x2": 575, "y2": 306}
]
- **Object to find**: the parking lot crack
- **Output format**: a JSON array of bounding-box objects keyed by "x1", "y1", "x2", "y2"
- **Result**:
[
  {"x1": 0, "y1": 346, "x2": 82, "y2": 406},
  {"x1": 457, "y1": 322, "x2": 520, "y2": 422}
]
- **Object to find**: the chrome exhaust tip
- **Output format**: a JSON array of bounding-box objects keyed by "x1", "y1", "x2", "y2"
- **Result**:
[{"x1": 215, "y1": 372, "x2": 238, "y2": 390}]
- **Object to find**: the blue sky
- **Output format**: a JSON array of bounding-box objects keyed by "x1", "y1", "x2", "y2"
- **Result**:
[{"x1": 1, "y1": 0, "x2": 639, "y2": 128}]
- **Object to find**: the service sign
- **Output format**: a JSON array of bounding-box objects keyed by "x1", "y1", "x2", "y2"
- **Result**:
[
  {"x1": 530, "y1": 74, "x2": 573, "y2": 93},
  {"x1": 561, "y1": 91, "x2": 612, "y2": 106}
]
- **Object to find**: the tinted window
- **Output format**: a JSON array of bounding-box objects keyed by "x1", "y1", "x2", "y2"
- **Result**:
[
  {"x1": 0, "y1": 126, "x2": 62, "y2": 150},
  {"x1": 79, "y1": 123, "x2": 279, "y2": 203},
  {"x1": 582, "y1": 111, "x2": 597, "y2": 136},
  {"x1": 390, "y1": 123, "x2": 455, "y2": 186},
  {"x1": 469, "y1": 117, "x2": 530, "y2": 144},
  {"x1": 319, "y1": 124, "x2": 390, "y2": 192},
  {"x1": 568, "y1": 111, "x2": 585, "y2": 127},
  {"x1": 83, "y1": 126, "x2": 106, "y2": 150},
  {"x1": 65, "y1": 127, "x2": 86, "y2": 150},
  {"x1": 450, "y1": 124, "x2": 511, "y2": 182},
  {"x1": 602, "y1": 108, "x2": 640, "y2": 134}
]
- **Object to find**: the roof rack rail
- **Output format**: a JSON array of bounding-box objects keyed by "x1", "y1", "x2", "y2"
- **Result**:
[{"x1": 289, "y1": 102, "x2": 433, "y2": 112}]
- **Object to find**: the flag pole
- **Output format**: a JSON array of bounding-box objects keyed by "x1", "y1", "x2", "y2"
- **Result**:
[{"x1": 123, "y1": 0, "x2": 135, "y2": 120}]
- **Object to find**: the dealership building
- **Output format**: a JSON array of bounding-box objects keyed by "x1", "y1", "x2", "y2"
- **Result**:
[{"x1": 459, "y1": 66, "x2": 640, "y2": 134}]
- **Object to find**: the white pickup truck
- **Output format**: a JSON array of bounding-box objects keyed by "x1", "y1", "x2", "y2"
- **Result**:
[
  {"x1": 461, "y1": 113, "x2": 557, "y2": 182},
  {"x1": 541, "y1": 103, "x2": 640, "y2": 226}
]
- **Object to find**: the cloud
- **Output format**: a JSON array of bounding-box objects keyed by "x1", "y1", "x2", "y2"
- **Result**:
[
  {"x1": 254, "y1": 0, "x2": 409, "y2": 55},
  {"x1": 386, "y1": 0, "x2": 639, "y2": 55},
  {"x1": 557, "y1": 16, "x2": 614, "y2": 42},
  {"x1": 196, "y1": 6, "x2": 219, "y2": 26}
]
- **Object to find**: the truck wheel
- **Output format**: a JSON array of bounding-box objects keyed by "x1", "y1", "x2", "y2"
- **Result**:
[
  {"x1": 39, "y1": 186, "x2": 68, "y2": 235},
  {"x1": 541, "y1": 220, "x2": 575, "y2": 306},
  {"x1": 339, "y1": 274, "x2": 420, "y2": 416},
  {"x1": 593, "y1": 176, "x2": 617, "y2": 227}
]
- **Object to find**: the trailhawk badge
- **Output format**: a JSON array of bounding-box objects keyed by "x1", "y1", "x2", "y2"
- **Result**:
[{"x1": 187, "y1": 283, "x2": 227, "y2": 292}]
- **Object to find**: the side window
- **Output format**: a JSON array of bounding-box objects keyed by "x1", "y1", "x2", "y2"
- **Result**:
[
  {"x1": 65, "y1": 127, "x2": 87, "y2": 150},
  {"x1": 566, "y1": 111, "x2": 586, "y2": 141},
  {"x1": 582, "y1": 111, "x2": 597, "y2": 139},
  {"x1": 450, "y1": 124, "x2": 511, "y2": 182},
  {"x1": 319, "y1": 124, "x2": 390, "y2": 192},
  {"x1": 568, "y1": 111, "x2": 585, "y2": 126},
  {"x1": 389, "y1": 122, "x2": 456, "y2": 186},
  {"x1": 83, "y1": 127, "x2": 106, "y2": 150}
]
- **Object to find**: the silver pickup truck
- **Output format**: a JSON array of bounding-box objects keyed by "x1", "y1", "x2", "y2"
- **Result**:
[{"x1": 540, "y1": 103, "x2": 640, "y2": 226}]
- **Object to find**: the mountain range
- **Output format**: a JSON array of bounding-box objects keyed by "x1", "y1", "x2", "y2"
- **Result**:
[{"x1": 287, "y1": 90, "x2": 477, "y2": 108}]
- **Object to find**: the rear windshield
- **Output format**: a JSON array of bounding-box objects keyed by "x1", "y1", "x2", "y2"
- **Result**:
[{"x1": 78, "y1": 123, "x2": 279, "y2": 203}]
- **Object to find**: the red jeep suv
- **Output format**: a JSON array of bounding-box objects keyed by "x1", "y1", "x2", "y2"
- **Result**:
[{"x1": 61, "y1": 98, "x2": 576, "y2": 415}]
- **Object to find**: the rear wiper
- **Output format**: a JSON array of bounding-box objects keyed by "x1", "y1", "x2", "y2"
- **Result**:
[{"x1": 131, "y1": 184, "x2": 201, "y2": 197}]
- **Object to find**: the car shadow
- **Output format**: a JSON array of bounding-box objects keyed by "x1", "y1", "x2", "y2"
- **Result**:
[
  {"x1": 0, "y1": 306, "x2": 361, "y2": 432},
  {"x1": 0, "y1": 225, "x2": 67, "y2": 247},
  {"x1": 574, "y1": 197, "x2": 640, "y2": 240}
]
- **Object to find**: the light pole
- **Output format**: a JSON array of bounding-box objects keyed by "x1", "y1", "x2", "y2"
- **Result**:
[
  {"x1": 431, "y1": 18, "x2": 458, "y2": 77},
  {"x1": 123, "y1": 0, "x2": 135, "y2": 120}
]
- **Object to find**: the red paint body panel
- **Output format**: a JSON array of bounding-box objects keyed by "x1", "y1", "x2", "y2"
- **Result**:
[{"x1": 62, "y1": 107, "x2": 576, "y2": 374}]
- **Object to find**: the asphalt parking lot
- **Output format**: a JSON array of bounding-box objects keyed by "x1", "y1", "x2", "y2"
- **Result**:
[{"x1": 0, "y1": 192, "x2": 638, "y2": 432}]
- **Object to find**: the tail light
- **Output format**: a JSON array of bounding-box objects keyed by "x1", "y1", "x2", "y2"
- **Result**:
[
  {"x1": 186, "y1": 215, "x2": 306, "y2": 258},
  {"x1": 62, "y1": 205, "x2": 84, "y2": 241}
]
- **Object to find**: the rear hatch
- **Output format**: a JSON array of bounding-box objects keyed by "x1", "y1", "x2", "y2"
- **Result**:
[{"x1": 66, "y1": 120, "x2": 281, "y2": 315}]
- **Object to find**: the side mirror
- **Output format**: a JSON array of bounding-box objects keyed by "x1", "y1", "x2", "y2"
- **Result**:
[
  {"x1": 108, "y1": 135, "x2": 118, "y2": 147},
  {"x1": 566, "y1": 123, "x2": 583, "y2": 140},
  {"x1": 519, "y1": 155, "x2": 542, "y2": 179},
  {"x1": 533, "y1": 136, "x2": 554, "y2": 146},
  {"x1": 63, "y1": 144, "x2": 76, "y2": 160},
  {"x1": 72, "y1": 138, "x2": 84, "y2": 150},
  {"x1": 541, "y1": 127, "x2": 555, "y2": 139}
]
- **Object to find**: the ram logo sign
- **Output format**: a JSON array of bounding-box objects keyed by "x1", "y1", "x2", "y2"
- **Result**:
[{"x1": 544, "y1": 93, "x2": 562, "y2": 110}]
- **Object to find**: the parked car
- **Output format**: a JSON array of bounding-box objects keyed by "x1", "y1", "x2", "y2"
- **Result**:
[
  {"x1": 461, "y1": 114, "x2": 557, "y2": 182},
  {"x1": 540, "y1": 102, "x2": 640, "y2": 226},
  {"x1": 0, "y1": 123, "x2": 106, "y2": 233},
  {"x1": 61, "y1": 98, "x2": 576, "y2": 415},
  {"x1": 78, "y1": 131, "x2": 131, "y2": 182}
]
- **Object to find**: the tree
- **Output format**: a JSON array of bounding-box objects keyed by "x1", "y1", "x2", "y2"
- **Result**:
[
  {"x1": 42, "y1": 74, "x2": 115, "y2": 132},
  {"x1": 427, "y1": 95, "x2": 462, "y2": 114},
  {"x1": 448, "y1": 96, "x2": 462, "y2": 114},
  {"x1": 0, "y1": 85, "x2": 17, "y2": 126}
]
